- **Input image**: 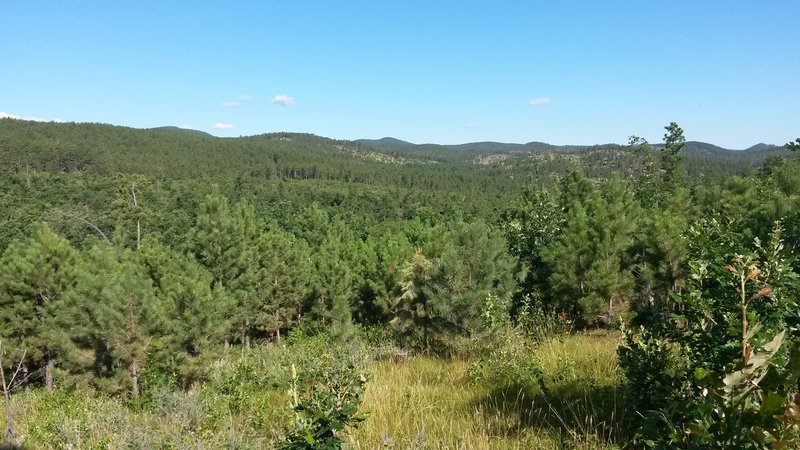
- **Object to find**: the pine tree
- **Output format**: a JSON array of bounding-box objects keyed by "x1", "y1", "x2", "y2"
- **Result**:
[
  {"x1": 139, "y1": 241, "x2": 229, "y2": 385},
  {"x1": 249, "y1": 226, "x2": 312, "y2": 341},
  {"x1": 394, "y1": 249, "x2": 433, "y2": 347},
  {"x1": 0, "y1": 223, "x2": 76, "y2": 390},
  {"x1": 306, "y1": 224, "x2": 358, "y2": 338},
  {"x1": 542, "y1": 202, "x2": 595, "y2": 318},
  {"x1": 72, "y1": 244, "x2": 164, "y2": 397},
  {"x1": 188, "y1": 191, "x2": 259, "y2": 346},
  {"x1": 661, "y1": 122, "x2": 686, "y2": 187},
  {"x1": 583, "y1": 174, "x2": 639, "y2": 323},
  {"x1": 633, "y1": 188, "x2": 691, "y2": 325},
  {"x1": 188, "y1": 191, "x2": 247, "y2": 287},
  {"x1": 393, "y1": 219, "x2": 516, "y2": 348}
]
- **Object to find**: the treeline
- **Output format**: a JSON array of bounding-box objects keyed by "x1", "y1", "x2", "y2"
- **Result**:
[
  {"x1": 0, "y1": 120, "x2": 522, "y2": 195},
  {"x1": 504, "y1": 131, "x2": 800, "y2": 328},
  {"x1": 0, "y1": 189, "x2": 515, "y2": 396},
  {"x1": 0, "y1": 119, "x2": 784, "y2": 198}
]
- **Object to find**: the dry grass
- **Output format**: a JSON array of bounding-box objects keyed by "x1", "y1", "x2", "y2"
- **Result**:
[
  {"x1": 0, "y1": 332, "x2": 626, "y2": 449},
  {"x1": 348, "y1": 332, "x2": 626, "y2": 449}
]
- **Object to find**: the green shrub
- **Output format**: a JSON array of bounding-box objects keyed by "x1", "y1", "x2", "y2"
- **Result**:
[
  {"x1": 467, "y1": 327, "x2": 544, "y2": 394},
  {"x1": 278, "y1": 332, "x2": 371, "y2": 449},
  {"x1": 619, "y1": 222, "x2": 800, "y2": 448}
]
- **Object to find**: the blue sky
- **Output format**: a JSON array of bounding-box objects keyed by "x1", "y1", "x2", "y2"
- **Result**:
[{"x1": 2, "y1": 1, "x2": 798, "y2": 148}]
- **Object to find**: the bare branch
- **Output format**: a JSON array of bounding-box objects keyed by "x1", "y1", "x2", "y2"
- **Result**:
[{"x1": 64, "y1": 212, "x2": 111, "y2": 244}]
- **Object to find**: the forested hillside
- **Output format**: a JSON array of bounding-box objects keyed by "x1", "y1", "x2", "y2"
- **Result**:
[{"x1": 2, "y1": 119, "x2": 800, "y2": 448}]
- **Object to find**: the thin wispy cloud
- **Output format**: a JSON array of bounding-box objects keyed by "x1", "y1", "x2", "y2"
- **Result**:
[
  {"x1": 213, "y1": 122, "x2": 234, "y2": 130},
  {"x1": 179, "y1": 124, "x2": 194, "y2": 130},
  {"x1": 529, "y1": 97, "x2": 552, "y2": 106},
  {"x1": 222, "y1": 94, "x2": 252, "y2": 107},
  {"x1": 271, "y1": 94, "x2": 295, "y2": 107}
]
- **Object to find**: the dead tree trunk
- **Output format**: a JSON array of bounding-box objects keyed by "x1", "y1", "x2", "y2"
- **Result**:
[
  {"x1": 1, "y1": 342, "x2": 27, "y2": 446},
  {"x1": 130, "y1": 358, "x2": 139, "y2": 398},
  {"x1": 131, "y1": 183, "x2": 141, "y2": 250}
]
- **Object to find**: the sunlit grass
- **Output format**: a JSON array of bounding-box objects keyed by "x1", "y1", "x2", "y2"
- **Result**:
[
  {"x1": 0, "y1": 332, "x2": 626, "y2": 448},
  {"x1": 348, "y1": 332, "x2": 626, "y2": 449}
]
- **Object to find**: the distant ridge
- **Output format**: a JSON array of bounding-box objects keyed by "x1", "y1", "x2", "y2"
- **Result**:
[
  {"x1": 360, "y1": 137, "x2": 784, "y2": 155},
  {"x1": 150, "y1": 126, "x2": 213, "y2": 137},
  {"x1": 0, "y1": 119, "x2": 789, "y2": 184}
]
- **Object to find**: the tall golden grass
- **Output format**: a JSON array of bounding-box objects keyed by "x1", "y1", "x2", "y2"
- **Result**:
[
  {"x1": 349, "y1": 332, "x2": 626, "y2": 449},
  {"x1": 1, "y1": 332, "x2": 626, "y2": 448}
]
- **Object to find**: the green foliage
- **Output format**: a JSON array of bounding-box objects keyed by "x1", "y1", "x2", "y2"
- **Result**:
[
  {"x1": 539, "y1": 171, "x2": 640, "y2": 325},
  {"x1": 391, "y1": 219, "x2": 516, "y2": 350},
  {"x1": 138, "y1": 241, "x2": 229, "y2": 386},
  {"x1": 71, "y1": 244, "x2": 166, "y2": 397},
  {"x1": 3, "y1": 119, "x2": 800, "y2": 447},
  {"x1": 188, "y1": 191, "x2": 260, "y2": 345},
  {"x1": 280, "y1": 362, "x2": 368, "y2": 449},
  {"x1": 467, "y1": 327, "x2": 545, "y2": 394},
  {"x1": 661, "y1": 121, "x2": 687, "y2": 187},
  {"x1": 619, "y1": 222, "x2": 800, "y2": 447},
  {"x1": 0, "y1": 223, "x2": 77, "y2": 388},
  {"x1": 249, "y1": 226, "x2": 313, "y2": 340}
]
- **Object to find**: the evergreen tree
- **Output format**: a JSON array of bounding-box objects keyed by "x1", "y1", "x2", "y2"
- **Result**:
[
  {"x1": 392, "y1": 219, "x2": 515, "y2": 348},
  {"x1": 188, "y1": 191, "x2": 259, "y2": 346},
  {"x1": 306, "y1": 223, "x2": 358, "y2": 338},
  {"x1": 393, "y1": 249, "x2": 433, "y2": 347},
  {"x1": 0, "y1": 223, "x2": 76, "y2": 389},
  {"x1": 139, "y1": 241, "x2": 229, "y2": 385},
  {"x1": 542, "y1": 172, "x2": 641, "y2": 324},
  {"x1": 583, "y1": 174, "x2": 640, "y2": 323},
  {"x1": 632, "y1": 187, "x2": 692, "y2": 325},
  {"x1": 542, "y1": 201, "x2": 595, "y2": 318},
  {"x1": 661, "y1": 122, "x2": 686, "y2": 187},
  {"x1": 72, "y1": 244, "x2": 165, "y2": 397},
  {"x1": 249, "y1": 226, "x2": 313, "y2": 341}
]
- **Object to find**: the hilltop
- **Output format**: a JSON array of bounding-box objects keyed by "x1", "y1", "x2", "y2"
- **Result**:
[{"x1": 0, "y1": 119, "x2": 787, "y2": 188}]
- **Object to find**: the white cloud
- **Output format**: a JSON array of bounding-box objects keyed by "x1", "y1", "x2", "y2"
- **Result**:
[
  {"x1": 0, "y1": 112, "x2": 19, "y2": 119},
  {"x1": 271, "y1": 94, "x2": 295, "y2": 107},
  {"x1": 179, "y1": 124, "x2": 194, "y2": 130},
  {"x1": 222, "y1": 94, "x2": 252, "y2": 107},
  {"x1": 213, "y1": 122, "x2": 234, "y2": 130},
  {"x1": 529, "y1": 97, "x2": 552, "y2": 106}
]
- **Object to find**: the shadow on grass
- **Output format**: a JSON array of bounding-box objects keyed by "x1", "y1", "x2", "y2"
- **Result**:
[{"x1": 471, "y1": 382, "x2": 634, "y2": 448}]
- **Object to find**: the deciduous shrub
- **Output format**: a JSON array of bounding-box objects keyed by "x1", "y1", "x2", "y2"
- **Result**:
[{"x1": 619, "y1": 222, "x2": 800, "y2": 448}]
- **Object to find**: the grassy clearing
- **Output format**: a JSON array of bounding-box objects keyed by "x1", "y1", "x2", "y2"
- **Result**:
[
  {"x1": 349, "y1": 332, "x2": 626, "y2": 449},
  {"x1": 0, "y1": 332, "x2": 625, "y2": 448}
]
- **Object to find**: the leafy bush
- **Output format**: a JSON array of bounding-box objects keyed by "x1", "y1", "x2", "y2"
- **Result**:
[
  {"x1": 619, "y1": 222, "x2": 800, "y2": 447},
  {"x1": 279, "y1": 332, "x2": 371, "y2": 449},
  {"x1": 467, "y1": 327, "x2": 545, "y2": 394}
]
